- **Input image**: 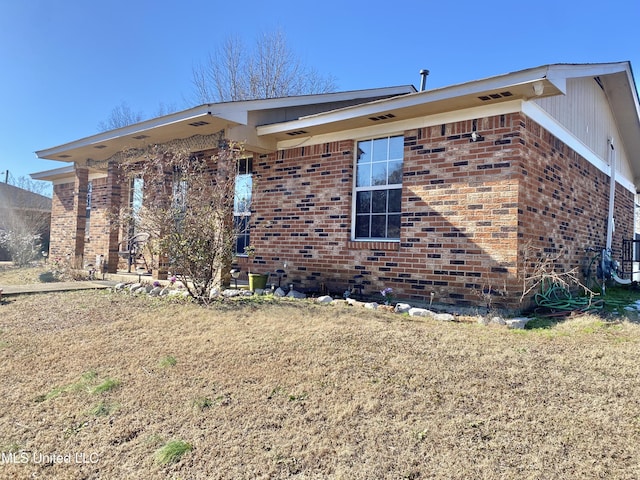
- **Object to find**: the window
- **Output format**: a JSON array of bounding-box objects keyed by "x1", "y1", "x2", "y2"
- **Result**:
[
  {"x1": 234, "y1": 157, "x2": 253, "y2": 255},
  {"x1": 172, "y1": 170, "x2": 188, "y2": 215},
  {"x1": 353, "y1": 135, "x2": 403, "y2": 240},
  {"x1": 85, "y1": 181, "x2": 92, "y2": 240},
  {"x1": 129, "y1": 177, "x2": 144, "y2": 236}
]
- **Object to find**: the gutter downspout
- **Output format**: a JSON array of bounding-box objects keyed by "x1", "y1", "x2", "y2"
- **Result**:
[{"x1": 606, "y1": 137, "x2": 616, "y2": 251}]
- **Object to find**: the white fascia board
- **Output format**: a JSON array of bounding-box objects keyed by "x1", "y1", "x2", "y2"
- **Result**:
[
  {"x1": 522, "y1": 101, "x2": 635, "y2": 193},
  {"x1": 30, "y1": 165, "x2": 75, "y2": 180},
  {"x1": 276, "y1": 100, "x2": 524, "y2": 149}
]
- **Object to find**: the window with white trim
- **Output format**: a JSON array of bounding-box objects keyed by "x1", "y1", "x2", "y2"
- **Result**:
[
  {"x1": 234, "y1": 157, "x2": 253, "y2": 255},
  {"x1": 85, "y1": 181, "x2": 92, "y2": 240},
  {"x1": 129, "y1": 177, "x2": 144, "y2": 236},
  {"x1": 353, "y1": 135, "x2": 403, "y2": 240}
]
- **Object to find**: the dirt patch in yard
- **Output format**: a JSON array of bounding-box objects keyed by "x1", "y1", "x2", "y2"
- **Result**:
[{"x1": 1, "y1": 290, "x2": 639, "y2": 479}]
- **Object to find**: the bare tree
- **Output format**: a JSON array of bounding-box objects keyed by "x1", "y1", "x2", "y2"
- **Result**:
[
  {"x1": 8, "y1": 175, "x2": 52, "y2": 198},
  {"x1": 119, "y1": 141, "x2": 243, "y2": 300},
  {"x1": 192, "y1": 29, "x2": 337, "y2": 104},
  {"x1": 98, "y1": 101, "x2": 145, "y2": 131}
]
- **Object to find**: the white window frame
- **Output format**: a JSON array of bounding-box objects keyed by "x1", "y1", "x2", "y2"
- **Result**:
[
  {"x1": 234, "y1": 157, "x2": 253, "y2": 256},
  {"x1": 351, "y1": 134, "x2": 404, "y2": 241}
]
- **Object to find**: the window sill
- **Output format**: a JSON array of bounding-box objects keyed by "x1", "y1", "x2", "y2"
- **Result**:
[{"x1": 347, "y1": 240, "x2": 399, "y2": 251}]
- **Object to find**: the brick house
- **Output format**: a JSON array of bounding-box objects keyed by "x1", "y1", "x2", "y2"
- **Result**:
[{"x1": 33, "y1": 62, "x2": 640, "y2": 309}]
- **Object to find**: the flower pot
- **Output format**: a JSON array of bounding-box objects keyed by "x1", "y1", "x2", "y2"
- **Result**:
[{"x1": 248, "y1": 273, "x2": 268, "y2": 291}]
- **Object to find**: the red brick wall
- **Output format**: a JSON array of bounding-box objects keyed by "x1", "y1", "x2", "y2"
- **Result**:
[
  {"x1": 47, "y1": 114, "x2": 633, "y2": 309},
  {"x1": 49, "y1": 165, "x2": 125, "y2": 271},
  {"x1": 518, "y1": 117, "x2": 634, "y2": 300},
  {"x1": 50, "y1": 181, "x2": 77, "y2": 261},
  {"x1": 84, "y1": 164, "x2": 124, "y2": 272},
  {"x1": 244, "y1": 112, "x2": 634, "y2": 309}
]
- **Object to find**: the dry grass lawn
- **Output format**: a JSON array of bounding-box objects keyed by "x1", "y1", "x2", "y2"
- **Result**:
[
  {"x1": 0, "y1": 264, "x2": 52, "y2": 286},
  {"x1": 1, "y1": 286, "x2": 639, "y2": 479}
]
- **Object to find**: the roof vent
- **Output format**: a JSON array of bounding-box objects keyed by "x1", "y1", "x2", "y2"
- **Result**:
[
  {"x1": 132, "y1": 134, "x2": 150, "y2": 140},
  {"x1": 189, "y1": 121, "x2": 210, "y2": 127},
  {"x1": 368, "y1": 113, "x2": 396, "y2": 122},
  {"x1": 58, "y1": 154, "x2": 71, "y2": 159},
  {"x1": 93, "y1": 145, "x2": 107, "y2": 149},
  {"x1": 419, "y1": 69, "x2": 430, "y2": 91},
  {"x1": 478, "y1": 91, "x2": 513, "y2": 101},
  {"x1": 287, "y1": 130, "x2": 309, "y2": 136}
]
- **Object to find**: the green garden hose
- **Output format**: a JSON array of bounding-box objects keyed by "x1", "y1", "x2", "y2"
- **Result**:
[{"x1": 534, "y1": 279, "x2": 604, "y2": 314}]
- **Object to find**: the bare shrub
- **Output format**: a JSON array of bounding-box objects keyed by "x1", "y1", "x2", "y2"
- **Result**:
[
  {"x1": 519, "y1": 240, "x2": 596, "y2": 303},
  {"x1": 118, "y1": 141, "x2": 243, "y2": 300}
]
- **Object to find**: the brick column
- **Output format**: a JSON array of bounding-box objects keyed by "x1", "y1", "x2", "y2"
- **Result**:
[
  {"x1": 105, "y1": 161, "x2": 122, "y2": 273},
  {"x1": 72, "y1": 166, "x2": 89, "y2": 268}
]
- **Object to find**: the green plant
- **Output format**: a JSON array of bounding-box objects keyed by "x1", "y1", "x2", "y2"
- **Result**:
[
  {"x1": 193, "y1": 396, "x2": 213, "y2": 410},
  {"x1": 89, "y1": 401, "x2": 117, "y2": 417},
  {"x1": 159, "y1": 355, "x2": 177, "y2": 368},
  {"x1": 91, "y1": 378, "x2": 120, "y2": 394},
  {"x1": 154, "y1": 440, "x2": 193, "y2": 465}
]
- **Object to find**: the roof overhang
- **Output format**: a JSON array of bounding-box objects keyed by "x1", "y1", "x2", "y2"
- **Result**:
[
  {"x1": 35, "y1": 106, "x2": 237, "y2": 164},
  {"x1": 35, "y1": 86, "x2": 416, "y2": 165},
  {"x1": 256, "y1": 65, "x2": 568, "y2": 141},
  {"x1": 30, "y1": 165, "x2": 76, "y2": 182}
]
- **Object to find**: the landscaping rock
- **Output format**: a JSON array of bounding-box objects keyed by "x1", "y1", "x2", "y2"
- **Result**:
[
  {"x1": 287, "y1": 289, "x2": 306, "y2": 299},
  {"x1": 408, "y1": 307, "x2": 434, "y2": 317},
  {"x1": 506, "y1": 317, "x2": 530, "y2": 329},
  {"x1": 209, "y1": 287, "x2": 220, "y2": 298},
  {"x1": 149, "y1": 286, "x2": 162, "y2": 297},
  {"x1": 222, "y1": 289, "x2": 243, "y2": 298},
  {"x1": 394, "y1": 303, "x2": 412, "y2": 314},
  {"x1": 346, "y1": 298, "x2": 361, "y2": 307},
  {"x1": 433, "y1": 313, "x2": 455, "y2": 322},
  {"x1": 114, "y1": 283, "x2": 127, "y2": 291},
  {"x1": 274, "y1": 287, "x2": 286, "y2": 297},
  {"x1": 129, "y1": 283, "x2": 142, "y2": 293},
  {"x1": 364, "y1": 302, "x2": 378, "y2": 310},
  {"x1": 317, "y1": 295, "x2": 333, "y2": 304},
  {"x1": 378, "y1": 305, "x2": 395, "y2": 313}
]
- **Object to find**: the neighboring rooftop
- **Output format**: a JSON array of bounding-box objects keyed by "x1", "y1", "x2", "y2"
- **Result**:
[{"x1": 0, "y1": 182, "x2": 52, "y2": 212}]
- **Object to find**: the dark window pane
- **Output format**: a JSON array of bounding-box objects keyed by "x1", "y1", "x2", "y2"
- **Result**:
[
  {"x1": 388, "y1": 188, "x2": 402, "y2": 212},
  {"x1": 372, "y1": 190, "x2": 387, "y2": 213},
  {"x1": 356, "y1": 191, "x2": 371, "y2": 214},
  {"x1": 234, "y1": 216, "x2": 248, "y2": 233},
  {"x1": 388, "y1": 160, "x2": 403, "y2": 184},
  {"x1": 388, "y1": 135, "x2": 404, "y2": 160},
  {"x1": 355, "y1": 215, "x2": 370, "y2": 238},
  {"x1": 387, "y1": 214, "x2": 401, "y2": 238},
  {"x1": 371, "y1": 215, "x2": 386, "y2": 238}
]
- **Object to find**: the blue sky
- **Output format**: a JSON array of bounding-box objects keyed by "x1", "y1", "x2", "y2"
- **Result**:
[{"x1": 1, "y1": 0, "x2": 639, "y2": 184}]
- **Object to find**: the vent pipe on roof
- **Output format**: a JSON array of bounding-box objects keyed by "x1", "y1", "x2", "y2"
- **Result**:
[{"x1": 419, "y1": 69, "x2": 430, "y2": 91}]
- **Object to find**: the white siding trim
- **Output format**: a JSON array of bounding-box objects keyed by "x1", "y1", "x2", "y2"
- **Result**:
[{"x1": 522, "y1": 101, "x2": 635, "y2": 193}]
